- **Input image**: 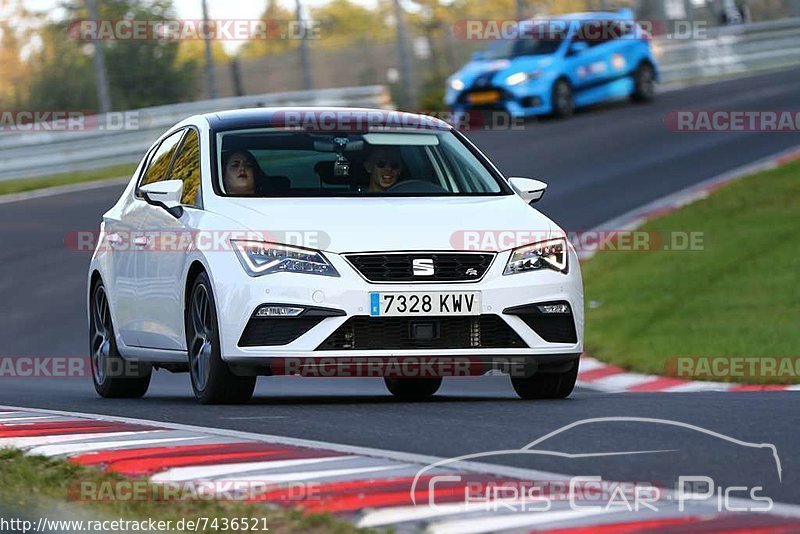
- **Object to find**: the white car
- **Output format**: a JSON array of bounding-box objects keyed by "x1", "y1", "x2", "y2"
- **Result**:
[{"x1": 88, "y1": 108, "x2": 583, "y2": 404}]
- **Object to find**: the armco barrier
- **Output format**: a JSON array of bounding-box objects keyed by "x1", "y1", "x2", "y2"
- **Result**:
[
  {"x1": 0, "y1": 85, "x2": 392, "y2": 182},
  {"x1": 654, "y1": 17, "x2": 800, "y2": 84}
]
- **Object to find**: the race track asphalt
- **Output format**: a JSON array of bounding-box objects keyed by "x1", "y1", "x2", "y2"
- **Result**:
[{"x1": 1, "y1": 69, "x2": 798, "y2": 504}]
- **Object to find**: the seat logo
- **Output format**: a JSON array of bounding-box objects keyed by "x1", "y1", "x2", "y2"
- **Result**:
[{"x1": 412, "y1": 258, "x2": 435, "y2": 276}]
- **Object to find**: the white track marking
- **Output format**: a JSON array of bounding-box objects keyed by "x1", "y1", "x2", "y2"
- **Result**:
[
  {"x1": 0, "y1": 416, "x2": 63, "y2": 423},
  {"x1": 213, "y1": 464, "x2": 412, "y2": 485},
  {"x1": 427, "y1": 508, "x2": 609, "y2": 534},
  {"x1": 0, "y1": 177, "x2": 129, "y2": 205},
  {"x1": 588, "y1": 373, "x2": 661, "y2": 391},
  {"x1": 577, "y1": 358, "x2": 606, "y2": 373},
  {"x1": 662, "y1": 382, "x2": 735, "y2": 393},
  {"x1": 28, "y1": 434, "x2": 203, "y2": 457},
  {"x1": 151, "y1": 456, "x2": 358, "y2": 483},
  {"x1": 0, "y1": 431, "x2": 148, "y2": 449},
  {"x1": 358, "y1": 499, "x2": 563, "y2": 528}
]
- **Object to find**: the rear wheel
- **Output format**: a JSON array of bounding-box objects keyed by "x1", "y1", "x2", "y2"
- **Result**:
[
  {"x1": 385, "y1": 377, "x2": 442, "y2": 400},
  {"x1": 186, "y1": 271, "x2": 256, "y2": 404},
  {"x1": 631, "y1": 62, "x2": 656, "y2": 102},
  {"x1": 511, "y1": 360, "x2": 578, "y2": 400},
  {"x1": 89, "y1": 281, "x2": 151, "y2": 398},
  {"x1": 551, "y1": 79, "x2": 575, "y2": 118}
]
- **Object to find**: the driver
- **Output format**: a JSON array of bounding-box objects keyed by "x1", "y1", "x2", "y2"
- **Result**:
[
  {"x1": 363, "y1": 148, "x2": 403, "y2": 192},
  {"x1": 223, "y1": 150, "x2": 266, "y2": 195}
]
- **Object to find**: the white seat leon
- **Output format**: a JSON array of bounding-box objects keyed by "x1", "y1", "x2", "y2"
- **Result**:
[{"x1": 88, "y1": 108, "x2": 583, "y2": 404}]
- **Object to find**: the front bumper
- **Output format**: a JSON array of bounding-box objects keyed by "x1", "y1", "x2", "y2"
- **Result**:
[
  {"x1": 445, "y1": 79, "x2": 555, "y2": 118},
  {"x1": 209, "y1": 247, "x2": 584, "y2": 366}
]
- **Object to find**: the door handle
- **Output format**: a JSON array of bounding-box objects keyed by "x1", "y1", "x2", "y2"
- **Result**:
[
  {"x1": 133, "y1": 236, "x2": 149, "y2": 247},
  {"x1": 107, "y1": 233, "x2": 122, "y2": 245}
]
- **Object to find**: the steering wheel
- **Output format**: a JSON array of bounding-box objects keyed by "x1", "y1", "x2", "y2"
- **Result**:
[{"x1": 385, "y1": 180, "x2": 448, "y2": 194}]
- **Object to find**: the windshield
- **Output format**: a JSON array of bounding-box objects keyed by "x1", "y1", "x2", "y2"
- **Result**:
[
  {"x1": 214, "y1": 129, "x2": 509, "y2": 197},
  {"x1": 483, "y1": 33, "x2": 565, "y2": 59}
]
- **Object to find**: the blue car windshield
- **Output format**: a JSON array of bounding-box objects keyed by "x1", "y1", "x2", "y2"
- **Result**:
[{"x1": 483, "y1": 38, "x2": 563, "y2": 59}]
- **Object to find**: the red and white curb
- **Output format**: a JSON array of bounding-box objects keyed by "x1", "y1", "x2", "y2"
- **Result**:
[
  {"x1": 577, "y1": 356, "x2": 799, "y2": 393},
  {"x1": 2, "y1": 405, "x2": 800, "y2": 533}
]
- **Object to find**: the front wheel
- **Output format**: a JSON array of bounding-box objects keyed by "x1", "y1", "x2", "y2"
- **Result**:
[
  {"x1": 186, "y1": 272, "x2": 256, "y2": 404},
  {"x1": 89, "y1": 281, "x2": 151, "y2": 398},
  {"x1": 631, "y1": 62, "x2": 656, "y2": 102},
  {"x1": 385, "y1": 377, "x2": 442, "y2": 400},
  {"x1": 511, "y1": 361, "x2": 578, "y2": 400},
  {"x1": 551, "y1": 79, "x2": 575, "y2": 118}
]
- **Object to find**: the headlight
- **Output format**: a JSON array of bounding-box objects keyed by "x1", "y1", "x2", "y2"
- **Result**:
[
  {"x1": 504, "y1": 238, "x2": 568, "y2": 275},
  {"x1": 231, "y1": 240, "x2": 340, "y2": 277},
  {"x1": 449, "y1": 78, "x2": 465, "y2": 91},
  {"x1": 505, "y1": 70, "x2": 543, "y2": 86}
]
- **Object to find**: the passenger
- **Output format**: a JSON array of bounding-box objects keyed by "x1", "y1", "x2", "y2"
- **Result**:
[
  {"x1": 363, "y1": 148, "x2": 403, "y2": 192},
  {"x1": 223, "y1": 150, "x2": 265, "y2": 195}
]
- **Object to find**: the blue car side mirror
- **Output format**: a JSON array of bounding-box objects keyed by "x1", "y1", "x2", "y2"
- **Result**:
[{"x1": 569, "y1": 41, "x2": 589, "y2": 55}]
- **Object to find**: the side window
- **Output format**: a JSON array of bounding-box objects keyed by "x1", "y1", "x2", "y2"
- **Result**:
[
  {"x1": 139, "y1": 129, "x2": 184, "y2": 190},
  {"x1": 169, "y1": 129, "x2": 202, "y2": 206}
]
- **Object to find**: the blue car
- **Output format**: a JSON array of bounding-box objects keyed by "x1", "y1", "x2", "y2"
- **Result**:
[{"x1": 445, "y1": 10, "x2": 658, "y2": 118}]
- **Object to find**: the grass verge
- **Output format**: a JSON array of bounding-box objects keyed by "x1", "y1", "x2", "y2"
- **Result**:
[
  {"x1": 0, "y1": 448, "x2": 368, "y2": 534},
  {"x1": 582, "y1": 160, "x2": 800, "y2": 384},
  {"x1": 0, "y1": 164, "x2": 136, "y2": 196}
]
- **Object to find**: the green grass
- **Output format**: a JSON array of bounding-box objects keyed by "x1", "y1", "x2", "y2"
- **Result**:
[
  {"x1": 582, "y1": 160, "x2": 800, "y2": 384},
  {"x1": 0, "y1": 164, "x2": 137, "y2": 196},
  {"x1": 0, "y1": 449, "x2": 368, "y2": 534}
]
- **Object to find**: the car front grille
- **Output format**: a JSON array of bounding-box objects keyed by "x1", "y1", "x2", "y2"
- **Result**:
[
  {"x1": 239, "y1": 317, "x2": 325, "y2": 347},
  {"x1": 344, "y1": 252, "x2": 495, "y2": 283},
  {"x1": 316, "y1": 315, "x2": 527, "y2": 350}
]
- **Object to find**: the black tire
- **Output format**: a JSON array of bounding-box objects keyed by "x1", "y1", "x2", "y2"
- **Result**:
[
  {"x1": 385, "y1": 377, "x2": 442, "y2": 400},
  {"x1": 631, "y1": 62, "x2": 656, "y2": 102},
  {"x1": 186, "y1": 271, "x2": 256, "y2": 404},
  {"x1": 551, "y1": 78, "x2": 575, "y2": 118},
  {"x1": 511, "y1": 360, "x2": 579, "y2": 400},
  {"x1": 89, "y1": 280, "x2": 151, "y2": 398}
]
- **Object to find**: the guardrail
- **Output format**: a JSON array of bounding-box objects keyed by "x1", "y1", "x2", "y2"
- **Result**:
[
  {"x1": 654, "y1": 17, "x2": 800, "y2": 84},
  {"x1": 0, "y1": 85, "x2": 392, "y2": 182}
]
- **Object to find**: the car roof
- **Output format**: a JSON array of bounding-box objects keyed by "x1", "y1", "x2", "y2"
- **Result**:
[{"x1": 199, "y1": 107, "x2": 453, "y2": 132}]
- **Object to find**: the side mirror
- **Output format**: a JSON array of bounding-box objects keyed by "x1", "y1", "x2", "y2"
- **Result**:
[
  {"x1": 509, "y1": 177, "x2": 548, "y2": 204},
  {"x1": 569, "y1": 41, "x2": 589, "y2": 55},
  {"x1": 140, "y1": 179, "x2": 184, "y2": 218}
]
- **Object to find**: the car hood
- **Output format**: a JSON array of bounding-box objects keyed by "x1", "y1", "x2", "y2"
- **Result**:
[{"x1": 214, "y1": 196, "x2": 557, "y2": 253}]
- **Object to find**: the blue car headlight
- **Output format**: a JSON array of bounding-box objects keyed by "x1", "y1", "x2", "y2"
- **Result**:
[
  {"x1": 505, "y1": 70, "x2": 544, "y2": 86},
  {"x1": 449, "y1": 78, "x2": 465, "y2": 91}
]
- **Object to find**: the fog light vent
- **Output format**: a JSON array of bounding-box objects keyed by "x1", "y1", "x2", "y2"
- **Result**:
[{"x1": 255, "y1": 305, "x2": 304, "y2": 317}]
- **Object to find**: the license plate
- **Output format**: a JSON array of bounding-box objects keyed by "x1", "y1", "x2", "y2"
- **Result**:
[
  {"x1": 468, "y1": 91, "x2": 501, "y2": 105},
  {"x1": 370, "y1": 292, "x2": 481, "y2": 317}
]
